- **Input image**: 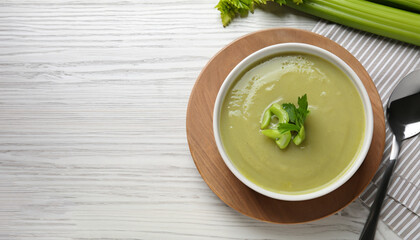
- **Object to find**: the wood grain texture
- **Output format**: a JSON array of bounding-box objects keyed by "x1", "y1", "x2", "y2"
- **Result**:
[
  {"x1": 186, "y1": 28, "x2": 386, "y2": 224},
  {"x1": 0, "y1": 0, "x2": 399, "y2": 239}
]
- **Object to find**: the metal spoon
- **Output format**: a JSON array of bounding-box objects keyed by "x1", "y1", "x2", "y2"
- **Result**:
[{"x1": 360, "y1": 69, "x2": 420, "y2": 240}]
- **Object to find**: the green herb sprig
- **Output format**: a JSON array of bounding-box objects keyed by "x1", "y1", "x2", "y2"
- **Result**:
[
  {"x1": 260, "y1": 94, "x2": 309, "y2": 149},
  {"x1": 278, "y1": 94, "x2": 309, "y2": 133}
]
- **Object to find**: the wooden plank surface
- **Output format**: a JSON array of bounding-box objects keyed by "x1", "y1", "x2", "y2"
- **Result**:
[{"x1": 0, "y1": 0, "x2": 399, "y2": 239}]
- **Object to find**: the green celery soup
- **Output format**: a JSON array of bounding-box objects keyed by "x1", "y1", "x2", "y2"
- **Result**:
[{"x1": 219, "y1": 53, "x2": 365, "y2": 194}]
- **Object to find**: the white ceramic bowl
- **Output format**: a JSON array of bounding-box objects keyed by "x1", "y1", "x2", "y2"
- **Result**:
[{"x1": 213, "y1": 43, "x2": 374, "y2": 201}]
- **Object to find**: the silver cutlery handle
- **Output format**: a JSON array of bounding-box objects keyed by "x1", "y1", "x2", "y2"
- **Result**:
[
  {"x1": 359, "y1": 160, "x2": 396, "y2": 240},
  {"x1": 360, "y1": 136, "x2": 400, "y2": 240}
]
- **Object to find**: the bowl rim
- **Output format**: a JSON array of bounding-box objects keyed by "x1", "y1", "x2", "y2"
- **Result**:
[{"x1": 213, "y1": 42, "x2": 374, "y2": 201}]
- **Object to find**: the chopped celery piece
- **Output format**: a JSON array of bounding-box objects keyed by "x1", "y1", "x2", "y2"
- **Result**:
[
  {"x1": 261, "y1": 129, "x2": 283, "y2": 139},
  {"x1": 276, "y1": 131, "x2": 292, "y2": 149},
  {"x1": 270, "y1": 103, "x2": 289, "y2": 123},
  {"x1": 293, "y1": 126, "x2": 306, "y2": 146},
  {"x1": 260, "y1": 108, "x2": 272, "y2": 129}
]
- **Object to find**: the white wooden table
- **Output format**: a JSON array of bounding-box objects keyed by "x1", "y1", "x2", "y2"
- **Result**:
[{"x1": 0, "y1": 1, "x2": 400, "y2": 239}]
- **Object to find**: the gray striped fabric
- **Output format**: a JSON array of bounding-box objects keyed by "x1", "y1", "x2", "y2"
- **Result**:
[{"x1": 312, "y1": 21, "x2": 420, "y2": 240}]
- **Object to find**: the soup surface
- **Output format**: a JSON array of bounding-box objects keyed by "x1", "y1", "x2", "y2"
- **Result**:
[{"x1": 219, "y1": 53, "x2": 365, "y2": 194}]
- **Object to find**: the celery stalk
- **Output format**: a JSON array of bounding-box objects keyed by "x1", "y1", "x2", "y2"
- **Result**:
[
  {"x1": 216, "y1": 0, "x2": 420, "y2": 46},
  {"x1": 369, "y1": 0, "x2": 420, "y2": 13},
  {"x1": 346, "y1": 0, "x2": 420, "y2": 18},
  {"x1": 285, "y1": 0, "x2": 420, "y2": 45},
  {"x1": 313, "y1": 0, "x2": 419, "y2": 33},
  {"x1": 327, "y1": 0, "x2": 420, "y2": 28}
]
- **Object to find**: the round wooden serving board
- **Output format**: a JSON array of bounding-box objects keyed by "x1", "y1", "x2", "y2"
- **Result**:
[{"x1": 186, "y1": 28, "x2": 386, "y2": 224}]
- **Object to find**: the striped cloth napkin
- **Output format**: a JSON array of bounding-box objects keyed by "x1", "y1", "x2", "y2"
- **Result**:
[{"x1": 312, "y1": 21, "x2": 420, "y2": 240}]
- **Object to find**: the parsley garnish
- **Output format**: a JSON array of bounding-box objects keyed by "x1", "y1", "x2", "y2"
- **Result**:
[
  {"x1": 277, "y1": 123, "x2": 300, "y2": 134},
  {"x1": 260, "y1": 94, "x2": 309, "y2": 149},
  {"x1": 278, "y1": 94, "x2": 309, "y2": 133}
]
